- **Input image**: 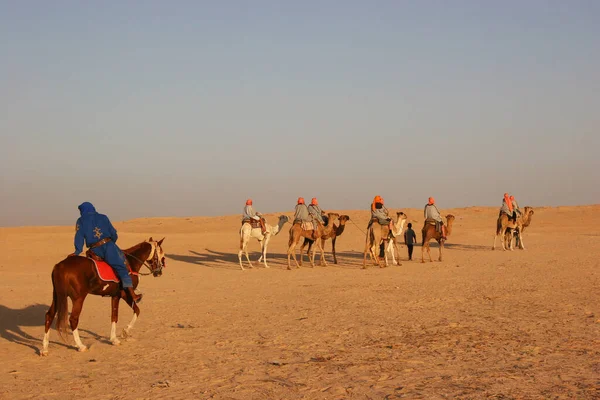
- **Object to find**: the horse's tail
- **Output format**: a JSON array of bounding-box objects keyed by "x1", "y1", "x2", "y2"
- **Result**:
[{"x1": 52, "y1": 265, "x2": 70, "y2": 343}]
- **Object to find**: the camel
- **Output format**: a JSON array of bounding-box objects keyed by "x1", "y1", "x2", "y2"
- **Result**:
[
  {"x1": 363, "y1": 212, "x2": 408, "y2": 269},
  {"x1": 301, "y1": 215, "x2": 350, "y2": 265},
  {"x1": 385, "y1": 212, "x2": 408, "y2": 266},
  {"x1": 498, "y1": 207, "x2": 535, "y2": 250},
  {"x1": 421, "y1": 214, "x2": 455, "y2": 263},
  {"x1": 287, "y1": 213, "x2": 340, "y2": 270},
  {"x1": 238, "y1": 215, "x2": 289, "y2": 270}
]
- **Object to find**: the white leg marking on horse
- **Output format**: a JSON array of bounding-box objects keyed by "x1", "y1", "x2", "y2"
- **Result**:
[
  {"x1": 72, "y1": 329, "x2": 87, "y2": 352},
  {"x1": 123, "y1": 313, "x2": 138, "y2": 337},
  {"x1": 41, "y1": 331, "x2": 50, "y2": 356},
  {"x1": 110, "y1": 321, "x2": 121, "y2": 345}
]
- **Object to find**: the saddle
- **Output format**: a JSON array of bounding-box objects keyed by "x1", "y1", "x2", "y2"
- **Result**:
[
  {"x1": 86, "y1": 249, "x2": 134, "y2": 275},
  {"x1": 294, "y1": 220, "x2": 314, "y2": 231},
  {"x1": 425, "y1": 218, "x2": 443, "y2": 233},
  {"x1": 242, "y1": 218, "x2": 262, "y2": 229}
]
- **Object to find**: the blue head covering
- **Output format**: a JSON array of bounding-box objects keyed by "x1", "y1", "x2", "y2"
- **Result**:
[{"x1": 78, "y1": 202, "x2": 96, "y2": 216}]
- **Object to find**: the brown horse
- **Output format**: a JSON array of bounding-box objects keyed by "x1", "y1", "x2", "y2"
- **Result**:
[{"x1": 41, "y1": 237, "x2": 166, "y2": 356}]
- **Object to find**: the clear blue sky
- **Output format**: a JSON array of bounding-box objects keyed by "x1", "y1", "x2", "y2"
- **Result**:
[{"x1": 1, "y1": 1, "x2": 598, "y2": 226}]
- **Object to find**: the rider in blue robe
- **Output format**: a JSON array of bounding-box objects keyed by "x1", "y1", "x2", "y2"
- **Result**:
[{"x1": 71, "y1": 202, "x2": 142, "y2": 303}]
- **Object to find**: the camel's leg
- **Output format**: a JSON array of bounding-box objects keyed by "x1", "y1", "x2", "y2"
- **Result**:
[
  {"x1": 319, "y1": 238, "x2": 327, "y2": 266},
  {"x1": 393, "y1": 241, "x2": 402, "y2": 266},
  {"x1": 261, "y1": 236, "x2": 270, "y2": 268},
  {"x1": 238, "y1": 234, "x2": 248, "y2": 270},
  {"x1": 69, "y1": 295, "x2": 88, "y2": 352},
  {"x1": 371, "y1": 243, "x2": 381, "y2": 267},
  {"x1": 121, "y1": 296, "x2": 140, "y2": 338},
  {"x1": 438, "y1": 241, "x2": 443, "y2": 262},
  {"x1": 309, "y1": 237, "x2": 317, "y2": 267},
  {"x1": 363, "y1": 235, "x2": 370, "y2": 269},
  {"x1": 383, "y1": 240, "x2": 390, "y2": 268},
  {"x1": 426, "y1": 243, "x2": 433, "y2": 262},
  {"x1": 299, "y1": 239, "x2": 310, "y2": 267},
  {"x1": 109, "y1": 296, "x2": 121, "y2": 345},
  {"x1": 518, "y1": 233, "x2": 525, "y2": 250},
  {"x1": 287, "y1": 235, "x2": 300, "y2": 270},
  {"x1": 244, "y1": 239, "x2": 255, "y2": 268},
  {"x1": 332, "y1": 237, "x2": 338, "y2": 264},
  {"x1": 421, "y1": 241, "x2": 426, "y2": 263},
  {"x1": 41, "y1": 299, "x2": 57, "y2": 356}
]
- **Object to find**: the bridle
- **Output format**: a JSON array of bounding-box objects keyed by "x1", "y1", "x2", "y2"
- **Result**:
[{"x1": 126, "y1": 241, "x2": 165, "y2": 276}]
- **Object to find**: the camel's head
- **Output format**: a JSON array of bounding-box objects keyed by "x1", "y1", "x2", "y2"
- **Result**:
[
  {"x1": 327, "y1": 212, "x2": 340, "y2": 220},
  {"x1": 445, "y1": 214, "x2": 456, "y2": 224},
  {"x1": 338, "y1": 215, "x2": 350, "y2": 224},
  {"x1": 396, "y1": 211, "x2": 408, "y2": 221},
  {"x1": 524, "y1": 207, "x2": 534, "y2": 217},
  {"x1": 278, "y1": 215, "x2": 290, "y2": 224}
]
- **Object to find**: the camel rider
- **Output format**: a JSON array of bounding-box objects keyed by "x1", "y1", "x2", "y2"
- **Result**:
[
  {"x1": 424, "y1": 197, "x2": 447, "y2": 240},
  {"x1": 294, "y1": 197, "x2": 318, "y2": 240},
  {"x1": 308, "y1": 198, "x2": 327, "y2": 227},
  {"x1": 500, "y1": 193, "x2": 516, "y2": 221},
  {"x1": 510, "y1": 195, "x2": 522, "y2": 217},
  {"x1": 369, "y1": 196, "x2": 395, "y2": 236},
  {"x1": 69, "y1": 202, "x2": 142, "y2": 303},
  {"x1": 242, "y1": 199, "x2": 266, "y2": 235}
]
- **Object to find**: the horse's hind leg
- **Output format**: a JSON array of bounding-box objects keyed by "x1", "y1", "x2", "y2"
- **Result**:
[
  {"x1": 121, "y1": 296, "x2": 140, "y2": 339},
  {"x1": 41, "y1": 300, "x2": 57, "y2": 356},
  {"x1": 109, "y1": 296, "x2": 121, "y2": 345},
  {"x1": 69, "y1": 295, "x2": 88, "y2": 352}
]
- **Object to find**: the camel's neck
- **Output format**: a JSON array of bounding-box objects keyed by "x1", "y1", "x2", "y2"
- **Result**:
[
  {"x1": 392, "y1": 218, "x2": 407, "y2": 236},
  {"x1": 335, "y1": 223, "x2": 346, "y2": 236},
  {"x1": 446, "y1": 220, "x2": 454, "y2": 236},
  {"x1": 272, "y1": 218, "x2": 286, "y2": 236}
]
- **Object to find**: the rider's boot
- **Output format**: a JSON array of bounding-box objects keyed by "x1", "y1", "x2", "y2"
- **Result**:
[{"x1": 125, "y1": 287, "x2": 143, "y2": 304}]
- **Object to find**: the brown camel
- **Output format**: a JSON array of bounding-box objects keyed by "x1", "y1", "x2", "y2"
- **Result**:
[
  {"x1": 363, "y1": 212, "x2": 407, "y2": 269},
  {"x1": 287, "y1": 213, "x2": 340, "y2": 270},
  {"x1": 500, "y1": 206, "x2": 535, "y2": 250},
  {"x1": 301, "y1": 215, "x2": 350, "y2": 265},
  {"x1": 421, "y1": 214, "x2": 455, "y2": 263}
]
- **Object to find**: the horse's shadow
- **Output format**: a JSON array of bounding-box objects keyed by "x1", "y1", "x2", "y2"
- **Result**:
[
  {"x1": 0, "y1": 303, "x2": 70, "y2": 355},
  {"x1": 167, "y1": 249, "x2": 290, "y2": 269}
]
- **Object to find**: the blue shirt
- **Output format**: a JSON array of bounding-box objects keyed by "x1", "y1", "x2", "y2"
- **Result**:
[{"x1": 73, "y1": 202, "x2": 119, "y2": 255}]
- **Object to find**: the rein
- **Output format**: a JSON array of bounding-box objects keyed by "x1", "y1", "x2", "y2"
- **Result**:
[{"x1": 124, "y1": 243, "x2": 160, "y2": 276}]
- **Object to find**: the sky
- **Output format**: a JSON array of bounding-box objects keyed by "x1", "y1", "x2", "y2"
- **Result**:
[{"x1": 1, "y1": 1, "x2": 599, "y2": 226}]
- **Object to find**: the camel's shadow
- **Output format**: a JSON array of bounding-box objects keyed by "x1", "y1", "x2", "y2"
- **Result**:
[
  {"x1": 167, "y1": 249, "x2": 291, "y2": 269},
  {"x1": 0, "y1": 303, "x2": 69, "y2": 355}
]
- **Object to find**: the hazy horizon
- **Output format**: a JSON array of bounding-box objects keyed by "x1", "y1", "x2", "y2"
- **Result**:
[{"x1": 2, "y1": 1, "x2": 599, "y2": 227}]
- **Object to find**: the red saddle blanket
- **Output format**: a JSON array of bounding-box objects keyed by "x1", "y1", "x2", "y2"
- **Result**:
[{"x1": 90, "y1": 259, "x2": 120, "y2": 283}]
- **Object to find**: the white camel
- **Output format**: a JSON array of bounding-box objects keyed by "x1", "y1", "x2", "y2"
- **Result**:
[
  {"x1": 238, "y1": 215, "x2": 289, "y2": 270},
  {"x1": 365, "y1": 211, "x2": 408, "y2": 268},
  {"x1": 385, "y1": 212, "x2": 408, "y2": 266}
]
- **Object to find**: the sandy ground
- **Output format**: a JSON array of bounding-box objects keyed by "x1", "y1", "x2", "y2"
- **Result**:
[{"x1": 1, "y1": 205, "x2": 599, "y2": 399}]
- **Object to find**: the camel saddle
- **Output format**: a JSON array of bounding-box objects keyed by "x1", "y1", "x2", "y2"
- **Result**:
[
  {"x1": 425, "y1": 218, "x2": 443, "y2": 233},
  {"x1": 242, "y1": 218, "x2": 263, "y2": 229},
  {"x1": 294, "y1": 220, "x2": 314, "y2": 231}
]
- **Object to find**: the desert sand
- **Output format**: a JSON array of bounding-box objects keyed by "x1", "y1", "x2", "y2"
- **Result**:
[{"x1": 1, "y1": 205, "x2": 599, "y2": 399}]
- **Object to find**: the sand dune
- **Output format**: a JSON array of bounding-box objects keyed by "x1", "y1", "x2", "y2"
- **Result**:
[{"x1": 1, "y1": 205, "x2": 599, "y2": 399}]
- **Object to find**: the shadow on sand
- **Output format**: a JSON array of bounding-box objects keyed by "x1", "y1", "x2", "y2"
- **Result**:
[
  {"x1": 0, "y1": 303, "x2": 70, "y2": 355},
  {"x1": 167, "y1": 249, "x2": 290, "y2": 269}
]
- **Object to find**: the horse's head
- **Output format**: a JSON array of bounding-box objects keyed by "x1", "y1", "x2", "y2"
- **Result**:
[{"x1": 147, "y1": 237, "x2": 166, "y2": 277}]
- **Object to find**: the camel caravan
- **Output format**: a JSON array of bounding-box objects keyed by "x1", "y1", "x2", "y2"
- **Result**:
[{"x1": 238, "y1": 193, "x2": 535, "y2": 270}]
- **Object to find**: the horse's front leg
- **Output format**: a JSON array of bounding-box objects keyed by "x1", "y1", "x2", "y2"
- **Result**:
[
  {"x1": 69, "y1": 295, "x2": 88, "y2": 352},
  {"x1": 110, "y1": 296, "x2": 121, "y2": 345},
  {"x1": 121, "y1": 294, "x2": 141, "y2": 339}
]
